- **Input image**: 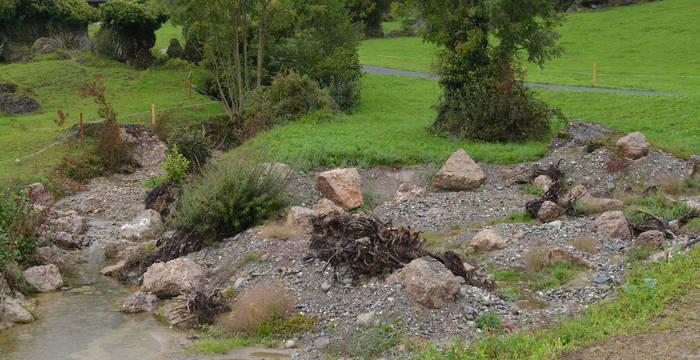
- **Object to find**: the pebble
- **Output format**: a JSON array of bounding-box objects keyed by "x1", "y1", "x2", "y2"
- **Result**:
[
  {"x1": 356, "y1": 311, "x2": 376, "y2": 328},
  {"x1": 321, "y1": 281, "x2": 332, "y2": 292}
]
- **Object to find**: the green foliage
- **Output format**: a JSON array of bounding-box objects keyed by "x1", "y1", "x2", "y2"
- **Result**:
[
  {"x1": 525, "y1": 185, "x2": 543, "y2": 196},
  {"x1": 340, "y1": 324, "x2": 403, "y2": 359},
  {"x1": 494, "y1": 271, "x2": 520, "y2": 283},
  {"x1": 475, "y1": 312, "x2": 503, "y2": 331},
  {"x1": 174, "y1": 159, "x2": 290, "y2": 236},
  {"x1": 166, "y1": 38, "x2": 184, "y2": 59},
  {"x1": 496, "y1": 287, "x2": 519, "y2": 302},
  {"x1": 346, "y1": 0, "x2": 392, "y2": 38},
  {"x1": 624, "y1": 193, "x2": 694, "y2": 224},
  {"x1": 166, "y1": 126, "x2": 211, "y2": 170},
  {"x1": 162, "y1": 145, "x2": 191, "y2": 183},
  {"x1": 59, "y1": 151, "x2": 106, "y2": 182},
  {"x1": 0, "y1": 0, "x2": 97, "y2": 30},
  {"x1": 100, "y1": 0, "x2": 167, "y2": 35},
  {"x1": 531, "y1": 261, "x2": 586, "y2": 290},
  {"x1": 0, "y1": 188, "x2": 42, "y2": 266},
  {"x1": 404, "y1": 0, "x2": 563, "y2": 142},
  {"x1": 266, "y1": 71, "x2": 334, "y2": 123}
]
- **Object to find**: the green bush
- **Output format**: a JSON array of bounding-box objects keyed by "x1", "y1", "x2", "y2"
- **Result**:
[
  {"x1": 174, "y1": 159, "x2": 291, "y2": 236},
  {"x1": 267, "y1": 71, "x2": 334, "y2": 123},
  {"x1": 166, "y1": 38, "x2": 184, "y2": 59},
  {"x1": 475, "y1": 312, "x2": 503, "y2": 331},
  {"x1": 59, "y1": 152, "x2": 105, "y2": 182},
  {"x1": 0, "y1": 188, "x2": 42, "y2": 266},
  {"x1": 167, "y1": 127, "x2": 211, "y2": 170},
  {"x1": 162, "y1": 145, "x2": 191, "y2": 183}
]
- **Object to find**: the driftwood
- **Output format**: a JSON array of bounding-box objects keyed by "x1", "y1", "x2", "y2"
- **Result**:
[
  {"x1": 167, "y1": 291, "x2": 229, "y2": 329},
  {"x1": 310, "y1": 212, "x2": 495, "y2": 291}
]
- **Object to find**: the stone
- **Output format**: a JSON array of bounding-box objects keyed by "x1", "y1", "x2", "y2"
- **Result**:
[
  {"x1": 356, "y1": 311, "x2": 376, "y2": 328},
  {"x1": 394, "y1": 183, "x2": 427, "y2": 201},
  {"x1": 26, "y1": 183, "x2": 53, "y2": 206},
  {"x1": 545, "y1": 220, "x2": 563, "y2": 231},
  {"x1": 286, "y1": 206, "x2": 320, "y2": 233},
  {"x1": 387, "y1": 256, "x2": 460, "y2": 309},
  {"x1": 592, "y1": 211, "x2": 633, "y2": 240},
  {"x1": 650, "y1": 248, "x2": 673, "y2": 263},
  {"x1": 0, "y1": 93, "x2": 39, "y2": 114},
  {"x1": 468, "y1": 229, "x2": 507, "y2": 252},
  {"x1": 120, "y1": 209, "x2": 164, "y2": 241},
  {"x1": 51, "y1": 210, "x2": 87, "y2": 235},
  {"x1": 49, "y1": 231, "x2": 83, "y2": 249},
  {"x1": 532, "y1": 175, "x2": 553, "y2": 193},
  {"x1": 634, "y1": 230, "x2": 666, "y2": 249},
  {"x1": 316, "y1": 168, "x2": 363, "y2": 210},
  {"x1": 320, "y1": 281, "x2": 332, "y2": 292},
  {"x1": 561, "y1": 185, "x2": 623, "y2": 212},
  {"x1": 1, "y1": 298, "x2": 34, "y2": 323},
  {"x1": 142, "y1": 258, "x2": 206, "y2": 298},
  {"x1": 100, "y1": 260, "x2": 126, "y2": 276},
  {"x1": 432, "y1": 149, "x2": 486, "y2": 191},
  {"x1": 546, "y1": 248, "x2": 596, "y2": 269},
  {"x1": 537, "y1": 201, "x2": 562, "y2": 223},
  {"x1": 685, "y1": 200, "x2": 700, "y2": 211},
  {"x1": 23, "y1": 264, "x2": 63, "y2": 292},
  {"x1": 313, "y1": 198, "x2": 346, "y2": 218},
  {"x1": 616, "y1": 132, "x2": 650, "y2": 159},
  {"x1": 0, "y1": 275, "x2": 10, "y2": 297},
  {"x1": 31, "y1": 37, "x2": 62, "y2": 54},
  {"x1": 35, "y1": 246, "x2": 64, "y2": 265},
  {"x1": 121, "y1": 290, "x2": 159, "y2": 313},
  {"x1": 285, "y1": 340, "x2": 296, "y2": 349},
  {"x1": 592, "y1": 275, "x2": 613, "y2": 284}
]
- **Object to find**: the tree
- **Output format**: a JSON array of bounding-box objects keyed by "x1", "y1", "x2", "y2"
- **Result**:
[
  {"x1": 408, "y1": 0, "x2": 564, "y2": 142},
  {"x1": 346, "y1": 0, "x2": 392, "y2": 38}
]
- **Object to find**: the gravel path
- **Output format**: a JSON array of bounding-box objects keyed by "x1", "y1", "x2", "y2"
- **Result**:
[{"x1": 362, "y1": 65, "x2": 678, "y2": 95}]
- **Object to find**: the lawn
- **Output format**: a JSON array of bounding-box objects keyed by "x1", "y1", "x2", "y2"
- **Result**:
[
  {"x1": 228, "y1": 73, "x2": 699, "y2": 168},
  {"x1": 0, "y1": 57, "x2": 220, "y2": 183},
  {"x1": 362, "y1": 0, "x2": 700, "y2": 94}
]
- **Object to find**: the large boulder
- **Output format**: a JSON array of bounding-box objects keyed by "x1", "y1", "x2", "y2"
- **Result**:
[
  {"x1": 31, "y1": 37, "x2": 62, "y2": 54},
  {"x1": 122, "y1": 290, "x2": 159, "y2": 313},
  {"x1": 35, "y1": 246, "x2": 65, "y2": 265},
  {"x1": 388, "y1": 257, "x2": 460, "y2": 309},
  {"x1": 142, "y1": 258, "x2": 206, "y2": 298},
  {"x1": 432, "y1": 149, "x2": 486, "y2": 191},
  {"x1": 313, "y1": 198, "x2": 346, "y2": 218},
  {"x1": 316, "y1": 168, "x2": 363, "y2": 210},
  {"x1": 286, "y1": 206, "x2": 319, "y2": 233},
  {"x1": 634, "y1": 230, "x2": 665, "y2": 249},
  {"x1": 616, "y1": 132, "x2": 650, "y2": 159},
  {"x1": 1, "y1": 298, "x2": 34, "y2": 323},
  {"x1": 468, "y1": 229, "x2": 507, "y2": 252},
  {"x1": 538, "y1": 201, "x2": 562, "y2": 223},
  {"x1": 23, "y1": 264, "x2": 63, "y2": 292},
  {"x1": 592, "y1": 211, "x2": 633, "y2": 240},
  {"x1": 120, "y1": 209, "x2": 164, "y2": 241}
]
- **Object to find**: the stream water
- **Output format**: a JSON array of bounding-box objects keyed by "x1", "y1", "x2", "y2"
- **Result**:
[{"x1": 0, "y1": 218, "x2": 183, "y2": 360}]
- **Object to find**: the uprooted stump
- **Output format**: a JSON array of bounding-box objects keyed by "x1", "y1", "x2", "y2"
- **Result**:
[
  {"x1": 525, "y1": 160, "x2": 573, "y2": 218},
  {"x1": 145, "y1": 181, "x2": 179, "y2": 217},
  {"x1": 631, "y1": 208, "x2": 700, "y2": 238},
  {"x1": 310, "y1": 213, "x2": 495, "y2": 291},
  {"x1": 118, "y1": 228, "x2": 208, "y2": 283},
  {"x1": 166, "y1": 290, "x2": 229, "y2": 329}
]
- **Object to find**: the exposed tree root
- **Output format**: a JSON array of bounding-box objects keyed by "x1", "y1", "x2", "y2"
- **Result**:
[{"x1": 310, "y1": 213, "x2": 495, "y2": 291}]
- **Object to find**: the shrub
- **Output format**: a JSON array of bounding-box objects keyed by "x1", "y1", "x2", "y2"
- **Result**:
[
  {"x1": 0, "y1": 188, "x2": 42, "y2": 266},
  {"x1": 221, "y1": 283, "x2": 295, "y2": 336},
  {"x1": 475, "y1": 312, "x2": 503, "y2": 331},
  {"x1": 430, "y1": 64, "x2": 561, "y2": 142},
  {"x1": 267, "y1": 71, "x2": 334, "y2": 123},
  {"x1": 162, "y1": 145, "x2": 191, "y2": 183},
  {"x1": 166, "y1": 38, "x2": 184, "y2": 59},
  {"x1": 95, "y1": 0, "x2": 167, "y2": 68},
  {"x1": 174, "y1": 159, "x2": 291, "y2": 236},
  {"x1": 59, "y1": 152, "x2": 105, "y2": 182}
]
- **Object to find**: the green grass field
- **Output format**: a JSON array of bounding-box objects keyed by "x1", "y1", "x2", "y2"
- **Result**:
[
  {"x1": 364, "y1": 0, "x2": 700, "y2": 94},
  {"x1": 0, "y1": 56, "x2": 219, "y2": 183}
]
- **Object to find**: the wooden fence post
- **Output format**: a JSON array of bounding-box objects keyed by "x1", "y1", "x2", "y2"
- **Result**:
[
  {"x1": 79, "y1": 112, "x2": 84, "y2": 147},
  {"x1": 593, "y1": 62, "x2": 597, "y2": 87},
  {"x1": 151, "y1": 104, "x2": 156, "y2": 126}
]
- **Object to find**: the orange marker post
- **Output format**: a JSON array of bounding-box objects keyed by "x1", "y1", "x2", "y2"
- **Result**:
[{"x1": 151, "y1": 104, "x2": 156, "y2": 126}]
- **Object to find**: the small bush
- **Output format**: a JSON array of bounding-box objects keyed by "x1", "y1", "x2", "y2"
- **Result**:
[
  {"x1": 624, "y1": 193, "x2": 693, "y2": 224},
  {"x1": 167, "y1": 126, "x2": 211, "y2": 171},
  {"x1": 220, "y1": 283, "x2": 295, "y2": 336},
  {"x1": 267, "y1": 71, "x2": 334, "y2": 124},
  {"x1": 570, "y1": 235, "x2": 599, "y2": 254},
  {"x1": 475, "y1": 312, "x2": 503, "y2": 331},
  {"x1": 59, "y1": 152, "x2": 105, "y2": 182},
  {"x1": 161, "y1": 58, "x2": 192, "y2": 70},
  {"x1": 531, "y1": 261, "x2": 586, "y2": 290},
  {"x1": 162, "y1": 145, "x2": 191, "y2": 184},
  {"x1": 174, "y1": 159, "x2": 290, "y2": 236},
  {"x1": 0, "y1": 188, "x2": 43, "y2": 266},
  {"x1": 496, "y1": 287, "x2": 519, "y2": 302},
  {"x1": 260, "y1": 221, "x2": 302, "y2": 240},
  {"x1": 338, "y1": 324, "x2": 403, "y2": 359}
]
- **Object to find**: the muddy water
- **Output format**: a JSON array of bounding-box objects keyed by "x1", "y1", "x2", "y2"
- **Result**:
[{"x1": 0, "y1": 218, "x2": 184, "y2": 360}]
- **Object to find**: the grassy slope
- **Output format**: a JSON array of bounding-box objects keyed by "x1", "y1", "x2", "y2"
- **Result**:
[
  {"x1": 0, "y1": 57, "x2": 219, "y2": 183},
  {"x1": 362, "y1": 0, "x2": 700, "y2": 94}
]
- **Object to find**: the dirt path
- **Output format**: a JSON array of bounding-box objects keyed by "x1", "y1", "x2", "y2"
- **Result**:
[
  {"x1": 559, "y1": 289, "x2": 700, "y2": 360},
  {"x1": 361, "y1": 65, "x2": 678, "y2": 95}
]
